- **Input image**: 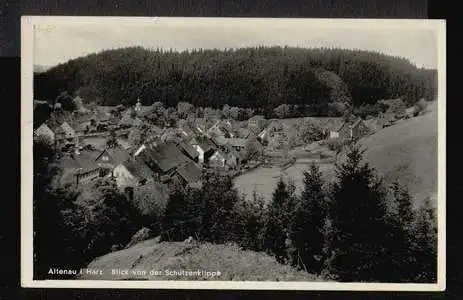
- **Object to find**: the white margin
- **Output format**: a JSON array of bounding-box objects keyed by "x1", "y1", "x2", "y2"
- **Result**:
[{"x1": 21, "y1": 16, "x2": 446, "y2": 291}]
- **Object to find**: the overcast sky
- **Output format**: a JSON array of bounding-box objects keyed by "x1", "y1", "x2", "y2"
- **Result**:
[{"x1": 32, "y1": 18, "x2": 439, "y2": 69}]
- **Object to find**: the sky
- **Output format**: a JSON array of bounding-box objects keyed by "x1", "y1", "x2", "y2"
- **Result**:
[{"x1": 32, "y1": 18, "x2": 440, "y2": 69}]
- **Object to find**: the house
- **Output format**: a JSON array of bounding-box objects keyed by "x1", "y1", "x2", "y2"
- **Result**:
[
  {"x1": 137, "y1": 142, "x2": 191, "y2": 180},
  {"x1": 57, "y1": 150, "x2": 104, "y2": 186},
  {"x1": 207, "y1": 119, "x2": 237, "y2": 138},
  {"x1": 113, "y1": 158, "x2": 154, "y2": 191},
  {"x1": 248, "y1": 115, "x2": 267, "y2": 130},
  {"x1": 94, "y1": 148, "x2": 130, "y2": 169},
  {"x1": 332, "y1": 118, "x2": 369, "y2": 141},
  {"x1": 173, "y1": 161, "x2": 203, "y2": 189},
  {"x1": 55, "y1": 122, "x2": 76, "y2": 144},
  {"x1": 209, "y1": 150, "x2": 227, "y2": 168},
  {"x1": 257, "y1": 128, "x2": 269, "y2": 142},
  {"x1": 34, "y1": 123, "x2": 55, "y2": 144},
  {"x1": 224, "y1": 146, "x2": 242, "y2": 168},
  {"x1": 225, "y1": 138, "x2": 247, "y2": 152},
  {"x1": 189, "y1": 136, "x2": 217, "y2": 164},
  {"x1": 177, "y1": 140, "x2": 200, "y2": 162}
]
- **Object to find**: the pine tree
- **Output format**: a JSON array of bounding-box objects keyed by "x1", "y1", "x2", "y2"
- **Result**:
[
  {"x1": 324, "y1": 144, "x2": 396, "y2": 282},
  {"x1": 161, "y1": 187, "x2": 189, "y2": 241},
  {"x1": 292, "y1": 163, "x2": 326, "y2": 274},
  {"x1": 412, "y1": 197, "x2": 437, "y2": 283},
  {"x1": 198, "y1": 171, "x2": 240, "y2": 243},
  {"x1": 265, "y1": 178, "x2": 295, "y2": 263},
  {"x1": 388, "y1": 181, "x2": 416, "y2": 282}
]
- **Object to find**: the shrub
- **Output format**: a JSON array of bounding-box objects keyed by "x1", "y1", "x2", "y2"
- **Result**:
[{"x1": 325, "y1": 138, "x2": 343, "y2": 152}]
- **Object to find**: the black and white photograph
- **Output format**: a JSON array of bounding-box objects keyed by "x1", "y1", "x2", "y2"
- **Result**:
[{"x1": 21, "y1": 17, "x2": 445, "y2": 290}]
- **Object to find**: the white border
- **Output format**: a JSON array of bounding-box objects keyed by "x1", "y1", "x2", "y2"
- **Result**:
[{"x1": 21, "y1": 16, "x2": 446, "y2": 291}]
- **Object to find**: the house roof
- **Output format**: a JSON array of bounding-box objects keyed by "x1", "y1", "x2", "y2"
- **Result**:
[
  {"x1": 178, "y1": 124, "x2": 198, "y2": 137},
  {"x1": 226, "y1": 138, "x2": 247, "y2": 147},
  {"x1": 34, "y1": 100, "x2": 51, "y2": 110},
  {"x1": 34, "y1": 123, "x2": 53, "y2": 134},
  {"x1": 193, "y1": 136, "x2": 216, "y2": 153},
  {"x1": 212, "y1": 135, "x2": 228, "y2": 146},
  {"x1": 142, "y1": 142, "x2": 191, "y2": 173},
  {"x1": 116, "y1": 138, "x2": 132, "y2": 150},
  {"x1": 176, "y1": 161, "x2": 202, "y2": 187},
  {"x1": 55, "y1": 150, "x2": 101, "y2": 173},
  {"x1": 177, "y1": 140, "x2": 199, "y2": 159},
  {"x1": 96, "y1": 148, "x2": 130, "y2": 165},
  {"x1": 249, "y1": 115, "x2": 265, "y2": 122},
  {"x1": 137, "y1": 106, "x2": 153, "y2": 118},
  {"x1": 122, "y1": 158, "x2": 153, "y2": 181}
]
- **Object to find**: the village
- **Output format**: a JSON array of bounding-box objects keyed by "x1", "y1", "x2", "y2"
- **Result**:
[{"x1": 33, "y1": 94, "x2": 421, "y2": 203}]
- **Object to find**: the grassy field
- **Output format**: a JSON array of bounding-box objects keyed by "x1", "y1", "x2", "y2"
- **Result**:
[
  {"x1": 80, "y1": 239, "x2": 325, "y2": 281},
  {"x1": 357, "y1": 100, "x2": 438, "y2": 206}
]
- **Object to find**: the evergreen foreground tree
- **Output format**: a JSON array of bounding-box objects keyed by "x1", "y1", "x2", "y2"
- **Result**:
[
  {"x1": 324, "y1": 144, "x2": 398, "y2": 282},
  {"x1": 265, "y1": 178, "x2": 297, "y2": 264},
  {"x1": 390, "y1": 181, "x2": 417, "y2": 282},
  {"x1": 292, "y1": 163, "x2": 326, "y2": 274},
  {"x1": 412, "y1": 197, "x2": 438, "y2": 283}
]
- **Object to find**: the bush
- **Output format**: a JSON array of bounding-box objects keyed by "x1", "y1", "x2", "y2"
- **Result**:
[
  {"x1": 414, "y1": 99, "x2": 428, "y2": 116},
  {"x1": 325, "y1": 138, "x2": 343, "y2": 152},
  {"x1": 354, "y1": 103, "x2": 384, "y2": 119}
]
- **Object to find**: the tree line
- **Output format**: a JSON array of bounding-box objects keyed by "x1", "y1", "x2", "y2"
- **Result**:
[
  {"x1": 159, "y1": 145, "x2": 437, "y2": 282},
  {"x1": 34, "y1": 46, "x2": 437, "y2": 117},
  {"x1": 34, "y1": 137, "x2": 437, "y2": 282}
]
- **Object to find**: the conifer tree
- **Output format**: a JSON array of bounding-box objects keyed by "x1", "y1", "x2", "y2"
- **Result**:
[
  {"x1": 161, "y1": 187, "x2": 189, "y2": 241},
  {"x1": 198, "y1": 171, "x2": 240, "y2": 243},
  {"x1": 292, "y1": 163, "x2": 326, "y2": 274},
  {"x1": 324, "y1": 144, "x2": 396, "y2": 282},
  {"x1": 388, "y1": 181, "x2": 416, "y2": 282},
  {"x1": 265, "y1": 178, "x2": 296, "y2": 263},
  {"x1": 412, "y1": 197, "x2": 438, "y2": 283}
]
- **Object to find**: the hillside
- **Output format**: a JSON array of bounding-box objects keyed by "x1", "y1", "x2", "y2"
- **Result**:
[
  {"x1": 33, "y1": 46, "x2": 437, "y2": 115},
  {"x1": 80, "y1": 238, "x2": 325, "y2": 281},
  {"x1": 358, "y1": 100, "x2": 438, "y2": 206}
]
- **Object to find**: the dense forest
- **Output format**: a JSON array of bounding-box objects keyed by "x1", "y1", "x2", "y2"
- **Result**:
[{"x1": 34, "y1": 46, "x2": 437, "y2": 117}]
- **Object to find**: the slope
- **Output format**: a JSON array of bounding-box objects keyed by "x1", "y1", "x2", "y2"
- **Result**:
[
  {"x1": 359, "y1": 100, "x2": 438, "y2": 206},
  {"x1": 79, "y1": 238, "x2": 326, "y2": 281}
]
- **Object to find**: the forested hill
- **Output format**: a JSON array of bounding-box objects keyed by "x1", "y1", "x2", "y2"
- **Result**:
[{"x1": 34, "y1": 46, "x2": 437, "y2": 116}]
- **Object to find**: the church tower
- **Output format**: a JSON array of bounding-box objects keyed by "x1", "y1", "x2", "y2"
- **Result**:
[{"x1": 134, "y1": 98, "x2": 142, "y2": 113}]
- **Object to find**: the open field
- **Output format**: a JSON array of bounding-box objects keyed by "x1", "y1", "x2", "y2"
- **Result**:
[{"x1": 358, "y1": 100, "x2": 438, "y2": 206}]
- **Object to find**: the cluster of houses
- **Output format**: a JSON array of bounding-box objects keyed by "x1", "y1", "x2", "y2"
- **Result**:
[
  {"x1": 35, "y1": 93, "x2": 377, "y2": 204},
  {"x1": 34, "y1": 105, "x2": 268, "y2": 198}
]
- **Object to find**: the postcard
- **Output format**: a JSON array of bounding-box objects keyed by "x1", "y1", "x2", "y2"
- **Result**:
[{"x1": 21, "y1": 16, "x2": 446, "y2": 291}]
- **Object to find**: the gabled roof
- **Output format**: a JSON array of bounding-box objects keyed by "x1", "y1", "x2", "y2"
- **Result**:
[
  {"x1": 96, "y1": 148, "x2": 130, "y2": 165},
  {"x1": 176, "y1": 161, "x2": 202, "y2": 188},
  {"x1": 192, "y1": 136, "x2": 216, "y2": 153},
  {"x1": 142, "y1": 142, "x2": 191, "y2": 173},
  {"x1": 226, "y1": 138, "x2": 247, "y2": 147},
  {"x1": 122, "y1": 158, "x2": 153, "y2": 181},
  {"x1": 211, "y1": 149, "x2": 226, "y2": 160},
  {"x1": 177, "y1": 140, "x2": 199, "y2": 159},
  {"x1": 34, "y1": 123, "x2": 54, "y2": 134}
]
